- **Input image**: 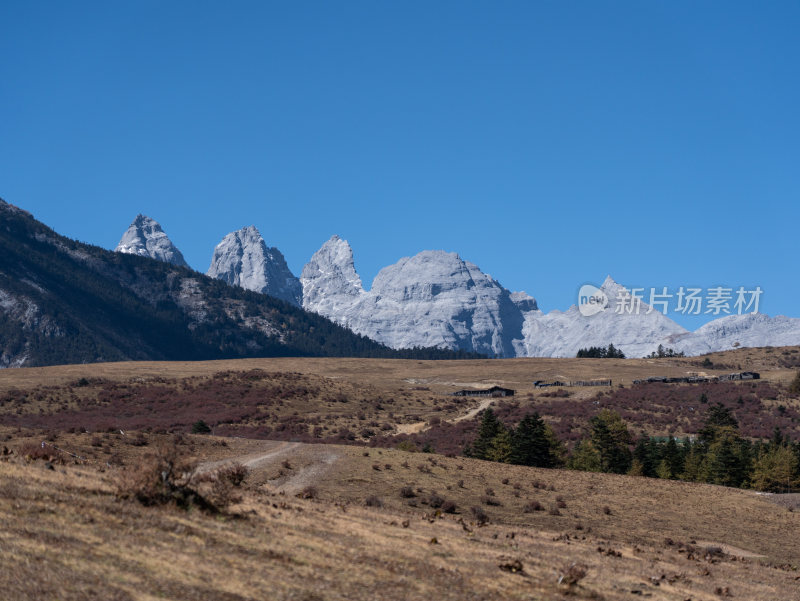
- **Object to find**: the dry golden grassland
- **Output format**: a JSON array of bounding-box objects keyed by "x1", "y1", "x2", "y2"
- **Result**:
[
  {"x1": 0, "y1": 347, "x2": 798, "y2": 446},
  {"x1": 1, "y1": 431, "x2": 799, "y2": 601},
  {"x1": 1, "y1": 348, "x2": 799, "y2": 599},
  {"x1": 0, "y1": 345, "x2": 797, "y2": 396}
]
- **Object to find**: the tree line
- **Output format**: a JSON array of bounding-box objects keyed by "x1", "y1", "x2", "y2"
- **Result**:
[
  {"x1": 465, "y1": 390, "x2": 800, "y2": 493},
  {"x1": 645, "y1": 344, "x2": 685, "y2": 358},
  {"x1": 576, "y1": 344, "x2": 626, "y2": 359}
]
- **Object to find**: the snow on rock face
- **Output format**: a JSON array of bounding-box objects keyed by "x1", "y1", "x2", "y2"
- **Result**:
[
  {"x1": 300, "y1": 235, "x2": 365, "y2": 317},
  {"x1": 670, "y1": 312, "x2": 800, "y2": 356},
  {"x1": 518, "y1": 276, "x2": 690, "y2": 358},
  {"x1": 272, "y1": 231, "x2": 800, "y2": 357},
  {"x1": 116, "y1": 215, "x2": 189, "y2": 267},
  {"x1": 510, "y1": 291, "x2": 539, "y2": 313},
  {"x1": 207, "y1": 226, "x2": 302, "y2": 306},
  {"x1": 517, "y1": 277, "x2": 800, "y2": 358},
  {"x1": 301, "y1": 244, "x2": 537, "y2": 357}
]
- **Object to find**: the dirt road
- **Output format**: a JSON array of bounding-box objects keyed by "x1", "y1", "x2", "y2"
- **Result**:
[
  {"x1": 197, "y1": 441, "x2": 340, "y2": 495},
  {"x1": 396, "y1": 397, "x2": 494, "y2": 435}
]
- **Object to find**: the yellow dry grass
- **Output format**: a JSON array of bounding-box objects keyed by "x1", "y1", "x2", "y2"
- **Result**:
[
  {"x1": 1, "y1": 344, "x2": 797, "y2": 398},
  {"x1": 0, "y1": 348, "x2": 799, "y2": 599},
  {"x1": 3, "y1": 430, "x2": 800, "y2": 601}
]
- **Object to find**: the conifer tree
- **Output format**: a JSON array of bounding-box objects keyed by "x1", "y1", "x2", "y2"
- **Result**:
[
  {"x1": 590, "y1": 409, "x2": 632, "y2": 473},
  {"x1": 511, "y1": 413, "x2": 562, "y2": 467},
  {"x1": 486, "y1": 428, "x2": 513, "y2": 463},
  {"x1": 751, "y1": 445, "x2": 799, "y2": 492},
  {"x1": 567, "y1": 439, "x2": 602, "y2": 472},
  {"x1": 464, "y1": 408, "x2": 504, "y2": 460}
]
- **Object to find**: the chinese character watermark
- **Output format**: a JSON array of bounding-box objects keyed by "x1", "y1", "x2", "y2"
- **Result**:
[{"x1": 577, "y1": 284, "x2": 763, "y2": 317}]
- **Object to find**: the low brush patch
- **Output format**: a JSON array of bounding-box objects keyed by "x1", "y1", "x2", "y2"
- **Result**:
[{"x1": 114, "y1": 443, "x2": 248, "y2": 512}]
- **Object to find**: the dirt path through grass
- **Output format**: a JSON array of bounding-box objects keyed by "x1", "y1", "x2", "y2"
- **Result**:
[
  {"x1": 452, "y1": 397, "x2": 494, "y2": 422},
  {"x1": 197, "y1": 440, "x2": 341, "y2": 495},
  {"x1": 397, "y1": 397, "x2": 495, "y2": 435},
  {"x1": 272, "y1": 446, "x2": 341, "y2": 495},
  {"x1": 196, "y1": 440, "x2": 298, "y2": 473}
]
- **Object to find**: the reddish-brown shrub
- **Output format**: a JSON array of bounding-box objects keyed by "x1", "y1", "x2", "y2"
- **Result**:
[
  {"x1": 17, "y1": 442, "x2": 64, "y2": 464},
  {"x1": 523, "y1": 500, "x2": 544, "y2": 512},
  {"x1": 399, "y1": 486, "x2": 416, "y2": 498},
  {"x1": 471, "y1": 506, "x2": 488, "y2": 525},
  {"x1": 114, "y1": 443, "x2": 213, "y2": 511},
  {"x1": 428, "y1": 493, "x2": 444, "y2": 508},
  {"x1": 365, "y1": 495, "x2": 383, "y2": 508}
]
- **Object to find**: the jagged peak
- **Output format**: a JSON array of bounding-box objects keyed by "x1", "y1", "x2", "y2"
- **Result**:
[
  {"x1": 123, "y1": 213, "x2": 162, "y2": 231},
  {"x1": 304, "y1": 235, "x2": 358, "y2": 268},
  {"x1": 319, "y1": 234, "x2": 353, "y2": 252},
  {"x1": 510, "y1": 291, "x2": 539, "y2": 312},
  {"x1": 131, "y1": 214, "x2": 171, "y2": 232},
  {"x1": 207, "y1": 225, "x2": 302, "y2": 306},
  {"x1": 601, "y1": 275, "x2": 621, "y2": 289},
  {"x1": 222, "y1": 225, "x2": 262, "y2": 242},
  {"x1": 116, "y1": 214, "x2": 188, "y2": 268},
  {"x1": 301, "y1": 234, "x2": 363, "y2": 297}
]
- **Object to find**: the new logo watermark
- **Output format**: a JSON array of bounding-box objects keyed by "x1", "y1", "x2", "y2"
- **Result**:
[
  {"x1": 577, "y1": 284, "x2": 763, "y2": 317},
  {"x1": 578, "y1": 284, "x2": 609, "y2": 317}
]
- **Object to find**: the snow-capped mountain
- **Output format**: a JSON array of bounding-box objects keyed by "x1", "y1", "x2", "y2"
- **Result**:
[
  {"x1": 115, "y1": 214, "x2": 188, "y2": 267},
  {"x1": 301, "y1": 235, "x2": 365, "y2": 318},
  {"x1": 105, "y1": 212, "x2": 794, "y2": 358},
  {"x1": 301, "y1": 240, "x2": 535, "y2": 356},
  {"x1": 299, "y1": 237, "x2": 800, "y2": 357},
  {"x1": 0, "y1": 198, "x2": 442, "y2": 368},
  {"x1": 517, "y1": 276, "x2": 690, "y2": 358},
  {"x1": 207, "y1": 226, "x2": 302, "y2": 306},
  {"x1": 669, "y1": 312, "x2": 800, "y2": 356}
]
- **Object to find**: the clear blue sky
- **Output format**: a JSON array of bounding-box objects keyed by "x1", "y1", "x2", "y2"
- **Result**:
[{"x1": 1, "y1": 1, "x2": 797, "y2": 329}]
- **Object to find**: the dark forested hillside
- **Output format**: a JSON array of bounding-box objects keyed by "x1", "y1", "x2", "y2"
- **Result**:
[{"x1": 0, "y1": 199, "x2": 480, "y2": 367}]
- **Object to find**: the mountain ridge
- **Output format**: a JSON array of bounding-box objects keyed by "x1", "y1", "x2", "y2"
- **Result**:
[
  {"x1": 0, "y1": 200, "x2": 479, "y2": 367},
  {"x1": 99, "y1": 210, "x2": 800, "y2": 360},
  {"x1": 301, "y1": 242, "x2": 536, "y2": 357},
  {"x1": 299, "y1": 236, "x2": 800, "y2": 358}
]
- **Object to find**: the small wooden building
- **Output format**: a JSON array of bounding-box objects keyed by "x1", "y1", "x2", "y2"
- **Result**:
[
  {"x1": 452, "y1": 386, "x2": 515, "y2": 398},
  {"x1": 719, "y1": 371, "x2": 761, "y2": 381}
]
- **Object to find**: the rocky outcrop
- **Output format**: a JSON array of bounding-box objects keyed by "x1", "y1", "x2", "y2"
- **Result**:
[
  {"x1": 301, "y1": 238, "x2": 800, "y2": 358},
  {"x1": 301, "y1": 235, "x2": 365, "y2": 317},
  {"x1": 207, "y1": 226, "x2": 302, "y2": 306},
  {"x1": 301, "y1": 242, "x2": 536, "y2": 357},
  {"x1": 116, "y1": 215, "x2": 189, "y2": 267}
]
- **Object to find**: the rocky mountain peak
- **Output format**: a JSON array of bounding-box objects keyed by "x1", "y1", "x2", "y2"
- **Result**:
[
  {"x1": 115, "y1": 214, "x2": 189, "y2": 267},
  {"x1": 207, "y1": 226, "x2": 302, "y2": 306},
  {"x1": 601, "y1": 274, "x2": 619, "y2": 289},
  {"x1": 302, "y1": 245, "x2": 532, "y2": 357},
  {"x1": 369, "y1": 250, "x2": 479, "y2": 300},
  {"x1": 300, "y1": 235, "x2": 363, "y2": 316},
  {"x1": 509, "y1": 291, "x2": 539, "y2": 313}
]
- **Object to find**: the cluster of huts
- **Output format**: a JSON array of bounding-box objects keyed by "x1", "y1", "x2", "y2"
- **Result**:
[
  {"x1": 451, "y1": 371, "x2": 760, "y2": 398},
  {"x1": 533, "y1": 379, "x2": 612, "y2": 388},
  {"x1": 632, "y1": 372, "x2": 760, "y2": 385},
  {"x1": 452, "y1": 386, "x2": 515, "y2": 398}
]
